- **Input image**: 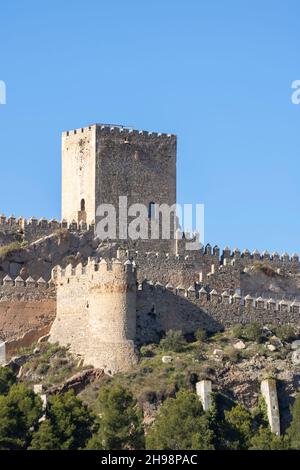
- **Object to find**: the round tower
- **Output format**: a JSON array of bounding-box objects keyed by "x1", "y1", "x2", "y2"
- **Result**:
[{"x1": 85, "y1": 258, "x2": 138, "y2": 374}]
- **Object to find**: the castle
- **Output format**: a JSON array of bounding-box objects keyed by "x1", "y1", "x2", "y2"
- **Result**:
[{"x1": 0, "y1": 123, "x2": 299, "y2": 373}]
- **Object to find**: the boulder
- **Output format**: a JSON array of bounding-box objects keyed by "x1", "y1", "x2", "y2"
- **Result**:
[
  {"x1": 291, "y1": 340, "x2": 300, "y2": 350},
  {"x1": 262, "y1": 326, "x2": 273, "y2": 338},
  {"x1": 234, "y1": 340, "x2": 246, "y2": 350},
  {"x1": 162, "y1": 356, "x2": 173, "y2": 364},
  {"x1": 292, "y1": 350, "x2": 300, "y2": 365},
  {"x1": 213, "y1": 349, "x2": 223, "y2": 357},
  {"x1": 270, "y1": 336, "x2": 283, "y2": 348},
  {"x1": 267, "y1": 344, "x2": 276, "y2": 352}
]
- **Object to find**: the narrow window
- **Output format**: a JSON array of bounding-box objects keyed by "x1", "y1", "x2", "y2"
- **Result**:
[
  {"x1": 149, "y1": 202, "x2": 156, "y2": 219},
  {"x1": 80, "y1": 199, "x2": 85, "y2": 211}
]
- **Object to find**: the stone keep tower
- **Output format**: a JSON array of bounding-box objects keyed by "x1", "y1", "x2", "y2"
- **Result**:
[
  {"x1": 49, "y1": 258, "x2": 138, "y2": 374},
  {"x1": 61, "y1": 124, "x2": 177, "y2": 237}
]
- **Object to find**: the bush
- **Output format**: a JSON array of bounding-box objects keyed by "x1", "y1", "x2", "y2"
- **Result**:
[
  {"x1": 273, "y1": 325, "x2": 296, "y2": 342},
  {"x1": 139, "y1": 345, "x2": 155, "y2": 358},
  {"x1": 36, "y1": 362, "x2": 50, "y2": 375},
  {"x1": 0, "y1": 242, "x2": 25, "y2": 260},
  {"x1": 195, "y1": 329, "x2": 207, "y2": 342},
  {"x1": 160, "y1": 330, "x2": 186, "y2": 353},
  {"x1": 288, "y1": 392, "x2": 300, "y2": 449},
  {"x1": 253, "y1": 262, "x2": 277, "y2": 278},
  {"x1": 224, "y1": 346, "x2": 240, "y2": 363},
  {"x1": 243, "y1": 323, "x2": 262, "y2": 343},
  {"x1": 231, "y1": 324, "x2": 243, "y2": 339}
]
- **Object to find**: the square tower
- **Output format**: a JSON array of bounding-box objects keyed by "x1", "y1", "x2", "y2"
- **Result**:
[{"x1": 62, "y1": 124, "x2": 177, "y2": 238}]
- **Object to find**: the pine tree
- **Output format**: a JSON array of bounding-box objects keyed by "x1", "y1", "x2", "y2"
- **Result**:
[
  {"x1": 0, "y1": 366, "x2": 16, "y2": 395},
  {"x1": 146, "y1": 390, "x2": 214, "y2": 450},
  {"x1": 30, "y1": 390, "x2": 96, "y2": 450},
  {"x1": 288, "y1": 392, "x2": 300, "y2": 449},
  {"x1": 0, "y1": 384, "x2": 42, "y2": 450},
  {"x1": 87, "y1": 384, "x2": 144, "y2": 450}
]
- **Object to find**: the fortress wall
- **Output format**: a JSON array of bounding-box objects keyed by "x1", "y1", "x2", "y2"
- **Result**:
[
  {"x1": 49, "y1": 264, "x2": 89, "y2": 355},
  {"x1": 137, "y1": 282, "x2": 300, "y2": 343},
  {"x1": 0, "y1": 279, "x2": 56, "y2": 342},
  {"x1": 0, "y1": 215, "x2": 94, "y2": 246}
]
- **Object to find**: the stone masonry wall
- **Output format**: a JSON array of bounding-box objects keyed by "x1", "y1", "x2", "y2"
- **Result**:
[
  {"x1": 136, "y1": 281, "x2": 300, "y2": 344},
  {"x1": 0, "y1": 214, "x2": 94, "y2": 246},
  {"x1": 0, "y1": 276, "x2": 56, "y2": 343}
]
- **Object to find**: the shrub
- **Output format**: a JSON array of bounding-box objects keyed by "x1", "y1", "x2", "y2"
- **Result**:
[
  {"x1": 0, "y1": 242, "x2": 25, "y2": 260},
  {"x1": 273, "y1": 325, "x2": 296, "y2": 342},
  {"x1": 160, "y1": 330, "x2": 186, "y2": 353},
  {"x1": 195, "y1": 329, "x2": 207, "y2": 342},
  {"x1": 288, "y1": 392, "x2": 300, "y2": 449},
  {"x1": 231, "y1": 324, "x2": 243, "y2": 339},
  {"x1": 140, "y1": 345, "x2": 155, "y2": 358},
  {"x1": 224, "y1": 346, "x2": 240, "y2": 363},
  {"x1": 253, "y1": 262, "x2": 277, "y2": 277},
  {"x1": 243, "y1": 322, "x2": 262, "y2": 343}
]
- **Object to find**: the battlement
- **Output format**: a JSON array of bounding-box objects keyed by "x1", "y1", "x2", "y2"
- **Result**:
[
  {"x1": 218, "y1": 246, "x2": 299, "y2": 265},
  {"x1": 0, "y1": 215, "x2": 94, "y2": 231},
  {"x1": 138, "y1": 281, "x2": 300, "y2": 314},
  {"x1": 0, "y1": 274, "x2": 55, "y2": 304},
  {"x1": 117, "y1": 244, "x2": 299, "y2": 265},
  {"x1": 0, "y1": 274, "x2": 51, "y2": 289},
  {"x1": 0, "y1": 214, "x2": 94, "y2": 245},
  {"x1": 62, "y1": 124, "x2": 176, "y2": 140},
  {"x1": 52, "y1": 258, "x2": 136, "y2": 287}
]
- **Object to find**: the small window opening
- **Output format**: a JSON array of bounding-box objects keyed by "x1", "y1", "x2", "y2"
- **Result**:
[
  {"x1": 80, "y1": 199, "x2": 85, "y2": 211},
  {"x1": 149, "y1": 202, "x2": 156, "y2": 219}
]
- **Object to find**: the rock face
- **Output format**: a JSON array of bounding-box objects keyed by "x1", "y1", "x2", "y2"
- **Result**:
[
  {"x1": 213, "y1": 354, "x2": 299, "y2": 431},
  {"x1": 292, "y1": 349, "x2": 300, "y2": 365},
  {"x1": 291, "y1": 340, "x2": 300, "y2": 350},
  {"x1": 241, "y1": 265, "x2": 300, "y2": 300},
  {"x1": 47, "y1": 369, "x2": 104, "y2": 395}
]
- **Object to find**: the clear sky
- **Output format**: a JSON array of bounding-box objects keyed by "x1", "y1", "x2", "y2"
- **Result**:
[{"x1": 0, "y1": 0, "x2": 299, "y2": 254}]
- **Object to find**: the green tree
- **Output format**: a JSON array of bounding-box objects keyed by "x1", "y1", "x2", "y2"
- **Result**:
[
  {"x1": 0, "y1": 366, "x2": 16, "y2": 395},
  {"x1": 250, "y1": 426, "x2": 290, "y2": 450},
  {"x1": 288, "y1": 392, "x2": 300, "y2": 449},
  {"x1": 0, "y1": 384, "x2": 42, "y2": 450},
  {"x1": 87, "y1": 385, "x2": 144, "y2": 450},
  {"x1": 160, "y1": 330, "x2": 186, "y2": 353},
  {"x1": 222, "y1": 404, "x2": 255, "y2": 450},
  {"x1": 146, "y1": 390, "x2": 214, "y2": 450},
  {"x1": 30, "y1": 390, "x2": 96, "y2": 450},
  {"x1": 29, "y1": 421, "x2": 60, "y2": 450}
]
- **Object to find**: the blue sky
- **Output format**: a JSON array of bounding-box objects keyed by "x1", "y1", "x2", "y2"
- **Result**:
[{"x1": 0, "y1": 0, "x2": 299, "y2": 254}]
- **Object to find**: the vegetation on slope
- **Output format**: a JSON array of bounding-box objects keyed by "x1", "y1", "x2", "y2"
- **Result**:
[{"x1": 0, "y1": 324, "x2": 299, "y2": 450}]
